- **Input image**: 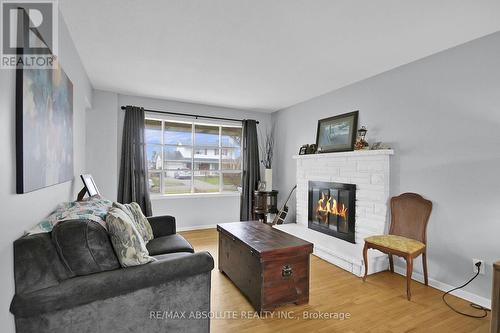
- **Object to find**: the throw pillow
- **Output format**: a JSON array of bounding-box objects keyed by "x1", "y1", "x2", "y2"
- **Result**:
[
  {"x1": 106, "y1": 207, "x2": 156, "y2": 267},
  {"x1": 129, "y1": 202, "x2": 154, "y2": 241},
  {"x1": 112, "y1": 202, "x2": 154, "y2": 242}
]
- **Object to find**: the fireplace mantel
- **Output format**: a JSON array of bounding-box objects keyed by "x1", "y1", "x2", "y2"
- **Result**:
[
  {"x1": 275, "y1": 149, "x2": 394, "y2": 276},
  {"x1": 292, "y1": 149, "x2": 394, "y2": 160}
]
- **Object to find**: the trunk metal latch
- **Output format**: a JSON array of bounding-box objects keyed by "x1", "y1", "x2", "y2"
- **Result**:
[{"x1": 282, "y1": 264, "x2": 293, "y2": 278}]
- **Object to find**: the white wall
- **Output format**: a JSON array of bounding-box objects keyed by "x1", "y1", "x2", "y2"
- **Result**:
[
  {"x1": 86, "y1": 91, "x2": 272, "y2": 229},
  {"x1": 272, "y1": 32, "x2": 500, "y2": 302},
  {"x1": 0, "y1": 14, "x2": 93, "y2": 332},
  {"x1": 151, "y1": 194, "x2": 241, "y2": 230},
  {"x1": 86, "y1": 90, "x2": 118, "y2": 199}
]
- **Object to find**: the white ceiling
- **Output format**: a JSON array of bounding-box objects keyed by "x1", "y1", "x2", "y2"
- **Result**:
[{"x1": 60, "y1": 0, "x2": 500, "y2": 112}]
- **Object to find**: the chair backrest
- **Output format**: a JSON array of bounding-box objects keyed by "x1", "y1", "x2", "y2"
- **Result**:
[{"x1": 389, "y1": 193, "x2": 432, "y2": 244}]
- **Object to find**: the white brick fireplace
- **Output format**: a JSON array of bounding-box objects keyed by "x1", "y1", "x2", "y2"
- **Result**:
[{"x1": 274, "y1": 149, "x2": 394, "y2": 276}]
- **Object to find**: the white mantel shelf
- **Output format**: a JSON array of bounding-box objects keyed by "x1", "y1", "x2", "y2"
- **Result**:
[{"x1": 293, "y1": 149, "x2": 394, "y2": 160}]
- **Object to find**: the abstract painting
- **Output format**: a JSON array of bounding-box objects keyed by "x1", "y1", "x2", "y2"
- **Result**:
[{"x1": 16, "y1": 62, "x2": 74, "y2": 193}]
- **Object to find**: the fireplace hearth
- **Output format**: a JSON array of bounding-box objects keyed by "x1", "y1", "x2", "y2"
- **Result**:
[{"x1": 308, "y1": 181, "x2": 356, "y2": 243}]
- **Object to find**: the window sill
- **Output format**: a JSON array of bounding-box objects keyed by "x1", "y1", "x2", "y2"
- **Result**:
[{"x1": 150, "y1": 192, "x2": 241, "y2": 200}]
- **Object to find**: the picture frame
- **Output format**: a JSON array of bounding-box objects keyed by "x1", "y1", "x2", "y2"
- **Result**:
[
  {"x1": 315, "y1": 111, "x2": 359, "y2": 153},
  {"x1": 299, "y1": 144, "x2": 318, "y2": 155},
  {"x1": 306, "y1": 144, "x2": 317, "y2": 154},
  {"x1": 80, "y1": 174, "x2": 100, "y2": 197}
]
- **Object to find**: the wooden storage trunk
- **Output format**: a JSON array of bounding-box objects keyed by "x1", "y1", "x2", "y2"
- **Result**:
[{"x1": 217, "y1": 222, "x2": 313, "y2": 313}]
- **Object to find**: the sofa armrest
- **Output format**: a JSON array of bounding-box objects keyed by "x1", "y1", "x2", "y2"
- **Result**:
[
  {"x1": 10, "y1": 251, "x2": 214, "y2": 318},
  {"x1": 148, "y1": 215, "x2": 176, "y2": 237}
]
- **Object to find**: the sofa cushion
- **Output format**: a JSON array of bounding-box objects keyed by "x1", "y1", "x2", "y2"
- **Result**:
[
  {"x1": 14, "y1": 233, "x2": 72, "y2": 294},
  {"x1": 106, "y1": 207, "x2": 156, "y2": 267},
  {"x1": 146, "y1": 234, "x2": 194, "y2": 255},
  {"x1": 10, "y1": 251, "x2": 215, "y2": 318},
  {"x1": 52, "y1": 220, "x2": 120, "y2": 276}
]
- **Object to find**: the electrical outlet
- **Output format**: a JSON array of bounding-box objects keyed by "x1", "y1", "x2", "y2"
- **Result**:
[{"x1": 473, "y1": 259, "x2": 485, "y2": 275}]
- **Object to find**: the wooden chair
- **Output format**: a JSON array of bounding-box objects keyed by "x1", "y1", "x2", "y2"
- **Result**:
[{"x1": 362, "y1": 193, "x2": 432, "y2": 300}]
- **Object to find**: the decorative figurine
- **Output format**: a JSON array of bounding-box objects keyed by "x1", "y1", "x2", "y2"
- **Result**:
[
  {"x1": 370, "y1": 142, "x2": 391, "y2": 150},
  {"x1": 355, "y1": 126, "x2": 369, "y2": 150}
]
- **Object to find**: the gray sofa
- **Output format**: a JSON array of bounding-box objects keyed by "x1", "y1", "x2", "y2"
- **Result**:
[{"x1": 10, "y1": 215, "x2": 214, "y2": 333}]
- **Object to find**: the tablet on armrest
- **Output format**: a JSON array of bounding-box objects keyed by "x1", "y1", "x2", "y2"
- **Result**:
[{"x1": 77, "y1": 174, "x2": 101, "y2": 201}]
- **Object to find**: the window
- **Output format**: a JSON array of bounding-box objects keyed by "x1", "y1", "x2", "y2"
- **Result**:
[{"x1": 145, "y1": 117, "x2": 242, "y2": 195}]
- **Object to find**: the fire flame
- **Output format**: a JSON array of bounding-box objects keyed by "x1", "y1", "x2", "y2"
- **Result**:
[{"x1": 315, "y1": 192, "x2": 348, "y2": 223}]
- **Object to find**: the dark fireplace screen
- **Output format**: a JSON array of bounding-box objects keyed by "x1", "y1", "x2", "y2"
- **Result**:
[{"x1": 308, "y1": 181, "x2": 356, "y2": 243}]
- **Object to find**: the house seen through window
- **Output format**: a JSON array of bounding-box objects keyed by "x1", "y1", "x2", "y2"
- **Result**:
[{"x1": 145, "y1": 117, "x2": 242, "y2": 195}]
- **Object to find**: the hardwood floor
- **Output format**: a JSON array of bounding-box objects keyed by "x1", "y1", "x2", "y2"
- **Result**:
[{"x1": 180, "y1": 228, "x2": 490, "y2": 333}]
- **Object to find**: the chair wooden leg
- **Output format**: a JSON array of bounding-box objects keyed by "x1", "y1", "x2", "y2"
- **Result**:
[
  {"x1": 388, "y1": 254, "x2": 394, "y2": 273},
  {"x1": 422, "y1": 252, "x2": 428, "y2": 286},
  {"x1": 406, "y1": 256, "x2": 413, "y2": 301},
  {"x1": 362, "y1": 243, "x2": 369, "y2": 281}
]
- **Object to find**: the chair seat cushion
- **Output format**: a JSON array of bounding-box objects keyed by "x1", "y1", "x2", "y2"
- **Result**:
[
  {"x1": 146, "y1": 234, "x2": 194, "y2": 256},
  {"x1": 364, "y1": 235, "x2": 425, "y2": 254}
]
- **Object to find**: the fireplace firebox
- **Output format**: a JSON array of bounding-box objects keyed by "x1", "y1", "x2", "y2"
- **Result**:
[{"x1": 308, "y1": 181, "x2": 356, "y2": 243}]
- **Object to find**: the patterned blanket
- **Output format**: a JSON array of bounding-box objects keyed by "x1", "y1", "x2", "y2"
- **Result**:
[{"x1": 26, "y1": 196, "x2": 113, "y2": 235}]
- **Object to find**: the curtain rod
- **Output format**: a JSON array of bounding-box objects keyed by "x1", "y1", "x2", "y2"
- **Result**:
[{"x1": 120, "y1": 106, "x2": 259, "y2": 124}]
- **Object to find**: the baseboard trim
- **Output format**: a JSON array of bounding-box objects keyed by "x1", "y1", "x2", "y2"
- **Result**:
[
  {"x1": 177, "y1": 224, "x2": 217, "y2": 232},
  {"x1": 393, "y1": 266, "x2": 491, "y2": 309},
  {"x1": 312, "y1": 244, "x2": 388, "y2": 277}
]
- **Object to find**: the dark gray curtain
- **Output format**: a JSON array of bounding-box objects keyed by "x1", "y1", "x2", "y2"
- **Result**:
[
  {"x1": 240, "y1": 120, "x2": 260, "y2": 221},
  {"x1": 118, "y1": 106, "x2": 152, "y2": 216}
]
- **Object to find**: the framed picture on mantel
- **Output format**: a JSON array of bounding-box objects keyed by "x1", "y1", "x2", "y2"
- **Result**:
[{"x1": 316, "y1": 111, "x2": 358, "y2": 153}]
